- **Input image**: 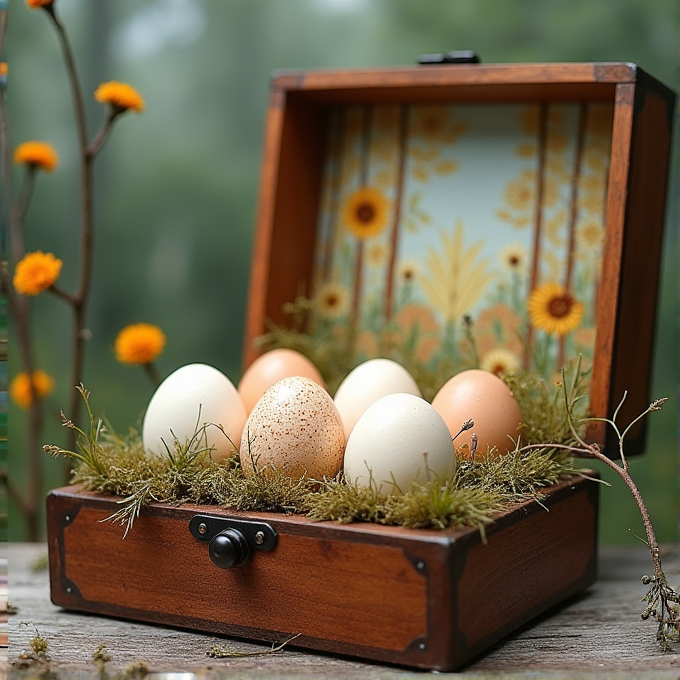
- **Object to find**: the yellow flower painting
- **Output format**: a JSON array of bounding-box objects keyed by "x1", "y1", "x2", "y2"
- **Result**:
[
  {"x1": 309, "y1": 100, "x2": 611, "y2": 377},
  {"x1": 342, "y1": 187, "x2": 390, "y2": 241},
  {"x1": 528, "y1": 282, "x2": 584, "y2": 336}
]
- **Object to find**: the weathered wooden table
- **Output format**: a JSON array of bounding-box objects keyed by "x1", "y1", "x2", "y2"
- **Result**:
[{"x1": 6, "y1": 542, "x2": 680, "y2": 678}]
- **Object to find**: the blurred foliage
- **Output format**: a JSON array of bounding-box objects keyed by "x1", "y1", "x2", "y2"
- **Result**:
[{"x1": 5, "y1": 0, "x2": 678, "y2": 542}]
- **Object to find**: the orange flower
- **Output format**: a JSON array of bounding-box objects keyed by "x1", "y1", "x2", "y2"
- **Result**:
[
  {"x1": 13, "y1": 141, "x2": 59, "y2": 172},
  {"x1": 10, "y1": 370, "x2": 54, "y2": 409},
  {"x1": 528, "y1": 282, "x2": 584, "y2": 336},
  {"x1": 94, "y1": 81, "x2": 145, "y2": 114},
  {"x1": 471, "y1": 303, "x2": 524, "y2": 357},
  {"x1": 115, "y1": 323, "x2": 166, "y2": 365},
  {"x1": 13, "y1": 251, "x2": 62, "y2": 295},
  {"x1": 394, "y1": 304, "x2": 440, "y2": 363},
  {"x1": 26, "y1": 0, "x2": 55, "y2": 9}
]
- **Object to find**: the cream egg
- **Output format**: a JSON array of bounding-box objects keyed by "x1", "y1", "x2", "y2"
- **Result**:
[
  {"x1": 238, "y1": 348, "x2": 325, "y2": 414},
  {"x1": 142, "y1": 363, "x2": 246, "y2": 463},
  {"x1": 333, "y1": 358, "x2": 421, "y2": 439},
  {"x1": 240, "y1": 376, "x2": 345, "y2": 481},
  {"x1": 343, "y1": 393, "x2": 455, "y2": 494},
  {"x1": 431, "y1": 369, "x2": 523, "y2": 459}
]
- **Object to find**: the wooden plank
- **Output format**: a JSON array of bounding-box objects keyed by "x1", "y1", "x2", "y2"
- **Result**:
[{"x1": 9, "y1": 542, "x2": 680, "y2": 677}]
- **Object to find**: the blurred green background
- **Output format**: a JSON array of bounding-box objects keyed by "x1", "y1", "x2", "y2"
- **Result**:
[{"x1": 5, "y1": 0, "x2": 678, "y2": 543}]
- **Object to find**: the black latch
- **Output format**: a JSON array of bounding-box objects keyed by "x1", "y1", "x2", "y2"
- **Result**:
[
  {"x1": 189, "y1": 514, "x2": 278, "y2": 569},
  {"x1": 417, "y1": 50, "x2": 480, "y2": 65}
]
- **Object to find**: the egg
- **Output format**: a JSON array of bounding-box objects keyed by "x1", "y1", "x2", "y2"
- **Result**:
[
  {"x1": 343, "y1": 393, "x2": 455, "y2": 494},
  {"x1": 238, "y1": 348, "x2": 325, "y2": 414},
  {"x1": 240, "y1": 376, "x2": 345, "y2": 481},
  {"x1": 333, "y1": 358, "x2": 421, "y2": 439},
  {"x1": 431, "y1": 369, "x2": 523, "y2": 459},
  {"x1": 142, "y1": 363, "x2": 247, "y2": 463}
]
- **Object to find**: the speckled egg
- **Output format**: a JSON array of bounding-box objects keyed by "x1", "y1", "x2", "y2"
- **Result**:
[{"x1": 240, "y1": 376, "x2": 345, "y2": 481}]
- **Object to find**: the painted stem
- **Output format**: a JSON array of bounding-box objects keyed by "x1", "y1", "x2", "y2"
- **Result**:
[
  {"x1": 559, "y1": 102, "x2": 588, "y2": 368},
  {"x1": 384, "y1": 104, "x2": 409, "y2": 321},
  {"x1": 524, "y1": 103, "x2": 549, "y2": 370}
]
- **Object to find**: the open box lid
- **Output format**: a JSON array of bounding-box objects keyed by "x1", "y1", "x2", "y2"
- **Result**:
[{"x1": 244, "y1": 61, "x2": 675, "y2": 456}]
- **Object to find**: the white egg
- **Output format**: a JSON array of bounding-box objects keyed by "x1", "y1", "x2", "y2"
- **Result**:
[
  {"x1": 343, "y1": 393, "x2": 455, "y2": 494},
  {"x1": 142, "y1": 363, "x2": 247, "y2": 463},
  {"x1": 333, "y1": 358, "x2": 421, "y2": 439}
]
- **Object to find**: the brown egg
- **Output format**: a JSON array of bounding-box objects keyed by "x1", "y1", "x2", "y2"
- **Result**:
[
  {"x1": 240, "y1": 376, "x2": 345, "y2": 481},
  {"x1": 431, "y1": 369, "x2": 523, "y2": 459},
  {"x1": 238, "y1": 348, "x2": 325, "y2": 414}
]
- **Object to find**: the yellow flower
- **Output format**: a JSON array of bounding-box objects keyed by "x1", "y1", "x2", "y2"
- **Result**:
[
  {"x1": 411, "y1": 106, "x2": 468, "y2": 145},
  {"x1": 342, "y1": 187, "x2": 389, "y2": 240},
  {"x1": 26, "y1": 0, "x2": 55, "y2": 9},
  {"x1": 94, "y1": 81, "x2": 145, "y2": 114},
  {"x1": 504, "y1": 174, "x2": 535, "y2": 211},
  {"x1": 115, "y1": 323, "x2": 166, "y2": 365},
  {"x1": 13, "y1": 141, "x2": 59, "y2": 172},
  {"x1": 313, "y1": 281, "x2": 350, "y2": 319},
  {"x1": 500, "y1": 243, "x2": 528, "y2": 273},
  {"x1": 10, "y1": 370, "x2": 54, "y2": 409},
  {"x1": 397, "y1": 259, "x2": 419, "y2": 284},
  {"x1": 528, "y1": 282, "x2": 584, "y2": 336},
  {"x1": 577, "y1": 219, "x2": 605, "y2": 252},
  {"x1": 480, "y1": 347, "x2": 521, "y2": 377},
  {"x1": 366, "y1": 242, "x2": 389, "y2": 268},
  {"x1": 13, "y1": 251, "x2": 62, "y2": 295}
]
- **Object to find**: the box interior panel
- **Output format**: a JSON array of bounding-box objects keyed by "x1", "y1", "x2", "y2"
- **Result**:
[{"x1": 304, "y1": 99, "x2": 613, "y2": 383}]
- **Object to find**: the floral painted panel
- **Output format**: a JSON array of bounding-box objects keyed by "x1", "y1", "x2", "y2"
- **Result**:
[{"x1": 310, "y1": 102, "x2": 613, "y2": 380}]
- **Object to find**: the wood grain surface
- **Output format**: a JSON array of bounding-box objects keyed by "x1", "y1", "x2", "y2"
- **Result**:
[{"x1": 8, "y1": 542, "x2": 680, "y2": 678}]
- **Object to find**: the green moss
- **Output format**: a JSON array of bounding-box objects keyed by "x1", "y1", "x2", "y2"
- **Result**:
[
  {"x1": 46, "y1": 358, "x2": 590, "y2": 536},
  {"x1": 29, "y1": 631, "x2": 49, "y2": 660}
]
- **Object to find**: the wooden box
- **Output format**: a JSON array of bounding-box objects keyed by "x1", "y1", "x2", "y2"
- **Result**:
[
  {"x1": 48, "y1": 476, "x2": 597, "y2": 671},
  {"x1": 245, "y1": 60, "x2": 674, "y2": 455},
  {"x1": 47, "y1": 61, "x2": 674, "y2": 671}
]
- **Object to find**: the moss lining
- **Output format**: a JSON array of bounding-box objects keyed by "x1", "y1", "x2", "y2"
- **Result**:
[{"x1": 48, "y1": 359, "x2": 590, "y2": 536}]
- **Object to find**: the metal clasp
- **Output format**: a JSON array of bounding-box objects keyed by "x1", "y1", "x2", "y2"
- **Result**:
[{"x1": 189, "y1": 514, "x2": 278, "y2": 569}]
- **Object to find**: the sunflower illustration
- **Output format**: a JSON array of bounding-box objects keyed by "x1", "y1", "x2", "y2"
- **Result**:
[
  {"x1": 528, "y1": 282, "x2": 584, "y2": 336},
  {"x1": 500, "y1": 243, "x2": 529, "y2": 274},
  {"x1": 366, "y1": 242, "x2": 389, "y2": 268},
  {"x1": 313, "y1": 281, "x2": 351, "y2": 319},
  {"x1": 397, "y1": 258, "x2": 419, "y2": 284},
  {"x1": 342, "y1": 187, "x2": 390, "y2": 240},
  {"x1": 480, "y1": 347, "x2": 521, "y2": 376}
]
